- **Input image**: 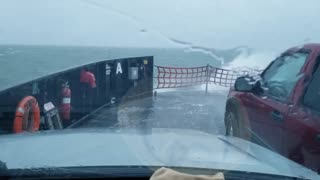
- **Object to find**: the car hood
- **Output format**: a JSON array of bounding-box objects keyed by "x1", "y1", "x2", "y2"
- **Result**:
[{"x1": 0, "y1": 128, "x2": 318, "y2": 179}]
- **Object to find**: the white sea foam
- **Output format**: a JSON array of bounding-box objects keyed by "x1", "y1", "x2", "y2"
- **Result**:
[{"x1": 223, "y1": 50, "x2": 277, "y2": 72}]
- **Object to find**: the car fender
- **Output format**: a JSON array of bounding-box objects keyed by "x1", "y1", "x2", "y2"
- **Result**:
[{"x1": 225, "y1": 95, "x2": 252, "y2": 140}]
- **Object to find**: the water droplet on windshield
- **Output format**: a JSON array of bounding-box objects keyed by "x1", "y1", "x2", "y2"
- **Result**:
[
  {"x1": 303, "y1": 118, "x2": 310, "y2": 121},
  {"x1": 140, "y1": 29, "x2": 147, "y2": 32}
]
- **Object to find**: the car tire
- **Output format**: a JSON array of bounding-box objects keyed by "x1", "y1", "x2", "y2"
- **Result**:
[{"x1": 224, "y1": 105, "x2": 241, "y2": 137}]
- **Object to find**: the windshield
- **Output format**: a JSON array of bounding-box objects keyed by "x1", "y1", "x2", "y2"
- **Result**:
[{"x1": 1, "y1": 0, "x2": 320, "y2": 179}]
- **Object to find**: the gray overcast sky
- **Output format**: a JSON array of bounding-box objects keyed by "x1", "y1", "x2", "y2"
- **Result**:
[{"x1": 1, "y1": 0, "x2": 320, "y2": 51}]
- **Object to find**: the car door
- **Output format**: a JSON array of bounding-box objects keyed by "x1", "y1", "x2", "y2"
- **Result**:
[
  {"x1": 242, "y1": 52, "x2": 309, "y2": 154},
  {"x1": 284, "y1": 56, "x2": 320, "y2": 172}
]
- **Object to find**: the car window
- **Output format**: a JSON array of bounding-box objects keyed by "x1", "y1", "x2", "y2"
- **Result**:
[
  {"x1": 303, "y1": 57, "x2": 320, "y2": 111},
  {"x1": 262, "y1": 52, "x2": 309, "y2": 100}
]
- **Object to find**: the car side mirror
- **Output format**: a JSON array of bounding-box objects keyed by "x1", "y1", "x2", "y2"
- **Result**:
[{"x1": 234, "y1": 76, "x2": 255, "y2": 92}]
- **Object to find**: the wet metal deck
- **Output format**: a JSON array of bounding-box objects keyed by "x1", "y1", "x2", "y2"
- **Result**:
[{"x1": 75, "y1": 90, "x2": 227, "y2": 135}]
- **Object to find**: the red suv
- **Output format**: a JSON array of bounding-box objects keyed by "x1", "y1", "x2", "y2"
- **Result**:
[{"x1": 224, "y1": 43, "x2": 320, "y2": 172}]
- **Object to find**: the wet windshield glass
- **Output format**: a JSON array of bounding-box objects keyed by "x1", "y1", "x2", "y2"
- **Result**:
[
  {"x1": 262, "y1": 52, "x2": 309, "y2": 99},
  {"x1": 1, "y1": 0, "x2": 320, "y2": 179}
]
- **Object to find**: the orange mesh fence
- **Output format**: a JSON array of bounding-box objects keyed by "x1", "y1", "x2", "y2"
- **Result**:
[
  {"x1": 208, "y1": 67, "x2": 251, "y2": 87},
  {"x1": 155, "y1": 66, "x2": 208, "y2": 89},
  {"x1": 154, "y1": 65, "x2": 261, "y2": 89}
]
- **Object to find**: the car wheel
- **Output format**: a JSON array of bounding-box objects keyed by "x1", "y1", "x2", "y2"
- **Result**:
[{"x1": 225, "y1": 107, "x2": 240, "y2": 137}]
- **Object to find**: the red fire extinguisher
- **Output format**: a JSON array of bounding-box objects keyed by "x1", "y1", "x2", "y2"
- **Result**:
[{"x1": 60, "y1": 82, "x2": 71, "y2": 121}]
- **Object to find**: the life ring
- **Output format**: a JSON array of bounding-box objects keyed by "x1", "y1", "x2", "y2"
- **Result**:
[{"x1": 13, "y1": 96, "x2": 40, "y2": 133}]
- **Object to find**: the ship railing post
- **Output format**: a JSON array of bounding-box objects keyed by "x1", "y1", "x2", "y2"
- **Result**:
[{"x1": 205, "y1": 64, "x2": 209, "y2": 94}]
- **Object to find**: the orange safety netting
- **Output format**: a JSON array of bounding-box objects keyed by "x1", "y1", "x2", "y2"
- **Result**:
[
  {"x1": 155, "y1": 66, "x2": 208, "y2": 89},
  {"x1": 155, "y1": 65, "x2": 259, "y2": 89}
]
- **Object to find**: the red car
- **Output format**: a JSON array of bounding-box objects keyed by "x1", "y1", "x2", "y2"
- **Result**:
[{"x1": 224, "y1": 43, "x2": 320, "y2": 173}]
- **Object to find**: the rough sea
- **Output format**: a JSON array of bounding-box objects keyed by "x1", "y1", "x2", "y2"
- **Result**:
[{"x1": 0, "y1": 45, "x2": 243, "y2": 91}]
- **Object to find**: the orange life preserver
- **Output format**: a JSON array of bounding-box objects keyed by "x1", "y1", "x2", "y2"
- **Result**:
[
  {"x1": 13, "y1": 96, "x2": 40, "y2": 133},
  {"x1": 80, "y1": 69, "x2": 96, "y2": 88}
]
